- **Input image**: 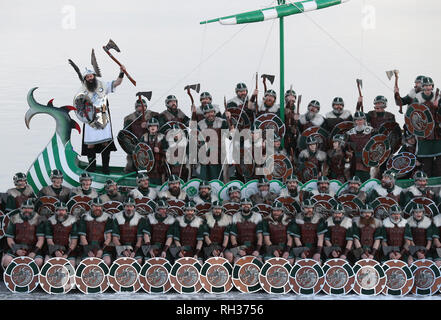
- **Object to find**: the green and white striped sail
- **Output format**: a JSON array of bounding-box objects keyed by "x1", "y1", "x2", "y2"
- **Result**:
[{"x1": 201, "y1": 0, "x2": 350, "y2": 25}]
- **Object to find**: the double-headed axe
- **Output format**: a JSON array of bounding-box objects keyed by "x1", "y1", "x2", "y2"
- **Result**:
[
  {"x1": 261, "y1": 74, "x2": 275, "y2": 93},
  {"x1": 386, "y1": 69, "x2": 403, "y2": 114},
  {"x1": 136, "y1": 91, "x2": 152, "y2": 122},
  {"x1": 356, "y1": 79, "x2": 363, "y2": 112},
  {"x1": 103, "y1": 39, "x2": 136, "y2": 86},
  {"x1": 184, "y1": 83, "x2": 201, "y2": 108}
]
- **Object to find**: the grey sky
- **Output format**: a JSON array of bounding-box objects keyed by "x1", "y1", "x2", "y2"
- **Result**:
[{"x1": 0, "y1": 0, "x2": 440, "y2": 190}]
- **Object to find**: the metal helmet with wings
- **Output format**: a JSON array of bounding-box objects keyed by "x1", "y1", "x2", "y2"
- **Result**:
[{"x1": 68, "y1": 49, "x2": 102, "y2": 83}]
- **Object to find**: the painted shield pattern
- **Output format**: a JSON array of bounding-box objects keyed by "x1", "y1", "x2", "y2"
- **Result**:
[
  {"x1": 232, "y1": 256, "x2": 263, "y2": 293},
  {"x1": 140, "y1": 257, "x2": 172, "y2": 294},
  {"x1": 289, "y1": 259, "x2": 324, "y2": 295},
  {"x1": 134, "y1": 197, "x2": 156, "y2": 215},
  {"x1": 117, "y1": 129, "x2": 139, "y2": 155},
  {"x1": 252, "y1": 204, "x2": 272, "y2": 217},
  {"x1": 254, "y1": 113, "x2": 286, "y2": 138},
  {"x1": 378, "y1": 121, "x2": 402, "y2": 154},
  {"x1": 200, "y1": 257, "x2": 233, "y2": 294},
  {"x1": 108, "y1": 257, "x2": 142, "y2": 293},
  {"x1": 167, "y1": 199, "x2": 185, "y2": 217},
  {"x1": 381, "y1": 260, "x2": 414, "y2": 296},
  {"x1": 299, "y1": 126, "x2": 330, "y2": 151},
  {"x1": 352, "y1": 259, "x2": 386, "y2": 296},
  {"x1": 330, "y1": 121, "x2": 353, "y2": 139},
  {"x1": 297, "y1": 161, "x2": 318, "y2": 184},
  {"x1": 67, "y1": 195, "x2": 92, "y2": 219},
  {"x1": 405, "y1": 103, "x2": 434, "y2": 138},
  {"x1": 195, "y1": 203, "x2": 212, "y2": 217},
  {"x1": 410, "y1": 259, "x2": 441, "y2": 296},
  {"x1": 39, "y1": 257, "x2": 75, "y2": 294},
  {"x1": 35, "y1": 196, "x2": 59, "y2": 218},
  {"x1": 275, "y1": 196, "x2": 300, "y2": 218},
  {"x1": 132, "y1": 142, "x2": 155, "y2": 172},
  {"x1": 362, "y1": 134, "x2": 391, "y2": 167},
  {"x1": 0, "y1": 210, "x2": 9, "y2": 238},
  {"x1": 74, "y1": 93, "x2": 96, "y2": 124},
  {"x1": 4, "y1": 256, "x2": 39, "y2": 293},
  {"x1": 337, "y1": 194, "x2": 363, "y2": 218},
  {"x1": 386, "y1": 152, "x2": 416, "y2": 178},
  {"x1": 404, "y1": 197, "x2": 439, "y2": 219},
  {"x1": 311, "y1": 194, "x2": 338, "y2": 219},
  {"x1": 75, "y1": 257, "x2": 109, "y2": 294},
  {"x1": 322, "y1": 258, "x2": 354, "y2": 295},
  {"x1": 227, "y1": 107, "x2": 251, "y2": 129},
  {"x1": 103, "y1": 201, "x2": 124, "y2": 215},
  {"x1": 371, "y1": 197, "x2": 398, "y2": 220},
  {"x1": 259, "y1": 257, "x2": 292, "y2": 294},
  {"x1": 170, "y1": 257, "x2": 202, "y2": 294},
  {"x1": 263, "y1": 154, "x2": 293, "y2": 181}
]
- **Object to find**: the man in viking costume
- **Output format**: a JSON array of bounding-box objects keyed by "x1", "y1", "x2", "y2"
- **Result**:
[
  {"x1": 323, "y1": 203, "x2": 353, "y2": 261},
  {"x1": 158, "y1": 95, "x2": 190, "y2": 127},
  {"x1": 193, "y1": 181, "x2": 218, "y2": 205},
  {"x1": 158, "y1": 175, "x2": 187, "y2": 201},
  {"x1": 340, "y1": 176, "x2": 367, "y2": 204},
  {"x1": 326, "y1": 134, "x2": 351, "y2": 183},
  {"x1": 394, "y1": 75, "x2": 425, "y2": 107},
  {"x1": 351, "y1": 204, "x2": 382, "y2": 261},
  {"x1": 99, "y1": 179, "x2": 125, "y2": 203},
  {"x1": 226, "y1": 82, "x2": 255, "y2": 124},
  {"x1": 203, "y1": 201, "x2": 232, "y2": 262},
  {"x1": 283, "y1": 89, "x2": 300, "y2": 162},
  {"x1": 69, "y1": 54, "x2": 126, "y2": 175},
  {"x1": 37, "y1": 169, "x2": 71, "y2": 204},
  {"x1": 401, "y1": 171, "x2": 439, "y2": 206},
  {"x1": 255, "y1": 89, "x2": 280, "y2": 117},
  {"x1": 324, "y1": 97, "x2": 353, "y2": 132},
  {"x1": 78, "y1": 198, "x2": 113, "y2": 266},
  {"x1": 250, "y1": 177, "x2": 279, "y2": 206},
  {"x1": 366, "y1": 95, "x2": 396, "y2": 131},
  {"x1": 192, "y1": 91, "x2": 221, "y2": 123},
  {"x1": 406, "y1": 204, "x2": 434, "y2": 264},
  {"x1": 6, "y1": 172, "x2": 35, "y2": 212},
  {"x1": 298, "y1": 100, "x2": 324, "y2": 133},
  {"x1": 128, "y1": 172, "x2": 158, "y2": 201},
  {"x1": 45, "y1": 202, "x2": 78, "y2": 267},
  {"x1": 298, "y1": 136, "x2": 327, "y2": 177},
  {"x1": 69, "y1": 172, "x2": 98, "y2": 199},
  {"x1": 367, "y1": 170, "x2": 403, "y2": 205},
  {"x1": 2, "y1": 199, "x2": 45, "y2": 268}
]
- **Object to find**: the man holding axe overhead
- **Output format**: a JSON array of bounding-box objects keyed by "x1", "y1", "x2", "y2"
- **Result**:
[
  {"x1": 393, "y1": 74, "x2": 425, "y2": 109},
  {"x1": 192, "y1": 91, "x2": 221, "y2": 123},
  {"x1": 69, "y1": 49, "x2": 126, "y2": 175},
  {"x1": 256, "y1": 89, "x2": 280, "y2": 117},
  {"x1": 284, "y1": 89, "x2": 300, "y2": 163},
  {"x1": 225, "y1": 82, "x2": 255, "y2": 123}
]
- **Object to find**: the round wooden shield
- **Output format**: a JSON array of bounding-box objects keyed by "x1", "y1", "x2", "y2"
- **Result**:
[
  {"x1": 322, "y1": 258, "x2": 355, "y2": 295},
  {"x1": 67, "y1": 195, "x2": 92, "y2": 218},
  {"x1": 371, "y1": 197, "x2": 398, "y2": 220},
  {"x1": 135, "y1": 197, "x2": 156, "y2": 215},
  {"x1": 330, "y1": 121, "x2": 354, "y2": 138},
  {"x1": 170, "y1": 257, "x2": 202, "y2": 294},
  {"x1": 311, "y1": 194, "x2": 338, "y2": 219},
  {"x1": 108, "y1": 257, "x2": 142, "y2": 293},
  {"x1": 362, "y1": 134, "x2": 391, "y2": 167},
  {"x1": 36, "y1": 196, "x2": 59, "y2": 218},
  {"x1": 410, "y1": 259, "x2": 441, "y2": 296},
  {"x1": 159, "y1": 121, "x2": 189, "y2": 135},
  {"x1": 297, "y1": 161, "x2": 318, "y2": 183},
  {"x1": 263, "y1": 154, "x2": 293, "y2": 181},
  {"x1": 132, "y1": 142, "x2": 155, "y2": 172},
  {"x1": 103, "y1": 201, "x2": 123, "y2": 215},
  {"x1": 200, "y1": 257, "x2": 233, "y2": 294},
  {"x1": 139, "y1": 257, "x2": 172, "y2": 294},
  {"x1": 39, "y1": 257, "x2": 76, "y2": 294},
  {"x1": 337, "y1": 194, "x2": 363, "y2": 218},
  {"x1": 382, "y1": 260, "x2": 414, "y2": 296},
  {"x1": 258, "y1": 257, "x2": 291, "y2": 294},
  {"x1": 0, "y1": 210, "x2": 9, "y2": 238},
  {"x1": 252, "y1": 204, "x2": 272, "y2": 217},
  {"x1": 254, "y1": 113, "x2": 286, "y2": 138},
  {"x1": 379, "y1": 122, "x2": 403, "y2": 154},
  {"x1": 223, "y1": 203, "x2": 240, "y2": 214},
  {"x1": 404, "y1": 197, "x2": 438, "y2": 219},
  {"x1": 405, "y1": 103, "x2": 434, "y2": 138},
  {"x1": 289, "y1": 259, "x2": 324, "y2": 295},
  {"x1": 352, "y1": 259, "x2": 386, "y2": 296},
  {"x1": 195, "y1": 203, "x2": 212, "y2": 217},
  {"x1": 299, "y1": 126, "x2": 330, "y2": 151},
  {"x1": 228, "y1": 107, "x2": 251, "y2": 129},
  {"x1": 117, "y1": 129, "x2": 139, "y2": 155},
  {"x1": 75, "y1": 257, "x2": 109, "y2": 294},
  {"x1": 387, "y1": 152, "x2": 417, "y2": 178},
  {"x1": 4, "y1": 256, "x2": 39, "y2": 293},
  {"x1": 275, "y1": 196, "x2": 300, "y2": 218},
  {"x1": 167, "y1": 199, "x2": 185, "y2": 217},
  {"x1": 232, "y1": 255, "x2": 263, "y2": 293},
  {"x1": 74, "y1": 93, "x2": 96, "y2": 124}
]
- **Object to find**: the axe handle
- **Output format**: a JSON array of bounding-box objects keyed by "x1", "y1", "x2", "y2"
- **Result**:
[
  {"x1": 394, "y1": 73, "x2": 403, "y2": 114},
  {"x1": 356, "y1": 83, "x2": 363, "y2": 112},
  {"x1": 103, "y1": 47, "x2": 136, "y2": 86},
  {"x1": 186, "y1": 88, "x2": 195, "y2": 106},
  {"x1": 296, "y1": 95, "x2": 301, "y2": 114},
  {"x1": 138, "y1": 96, "x2": 146, "y2": 122},
  {"x1": 262, "y1": 78, "x2": 267, "y2": 94}
]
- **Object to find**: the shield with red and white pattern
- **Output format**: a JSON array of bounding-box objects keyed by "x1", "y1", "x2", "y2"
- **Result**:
[
  {"x1": 75, "y1": 257, "x2": 109, "y2": 294},
  {"x1": 108, "y1": 257, "x2": 142, "y2": 293},
  {"x1": 170, "y1": 257, "x2": 202, "y2": 294},
  {"x1": 200, "y1": 257, "x2": 233, "y2": 294},
  {"x1": 140, "y1": 257, "x2": 172, "y2": 294},
  {"x1": 259, "y1": 257, "x2": 291, "y2": 294},
  {"x1": 352, "y1": 259, "x2": 386, "y2": 296},
  {"x1": 4, "y1": 256, "x2": 39, "y2": 293},
  {"x1": 322, "y1": 258, "x2": 354, "y2": 295},
  {"x1": 289, "y1": 259, "x2": 324, "y2": 295},
  {"x1": 382, "y1": 260, "x2": 413, "y2": 296},
  {"x1": 410, "y1": 259, "x2": 441, "y2": 296},
  {"x1": 39, "y1": 257, "x2": 75, "y2": 294},
  {"x1": 232, "y1": 256, "x2": 263, "y2": 293}
]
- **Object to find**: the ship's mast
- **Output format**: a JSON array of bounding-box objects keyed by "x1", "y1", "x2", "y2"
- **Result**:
[{"x1": 278, "y1": 0, "x2": 285, "y2": 146}]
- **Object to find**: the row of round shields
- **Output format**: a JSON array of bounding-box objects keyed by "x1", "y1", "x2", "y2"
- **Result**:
[{"x1": 6, "y1": 257, "x2": 441, "y2": 296}]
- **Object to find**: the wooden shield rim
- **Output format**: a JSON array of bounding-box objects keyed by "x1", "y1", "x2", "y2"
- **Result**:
[
  {"x1": 379, "y1": 121, "x2": 403, "y2": 154},
  {"x1": 39, "y1": 257, "x2": 75, "y2": 294},
  {"x1": 404, "y1": 197, "x2": 438, "y2": 218},
  {"x1": 139, "y1": 257, "x2": 172, "y2": 294},
  {"x1": 330, "y1": 121, "x2": 354, "y2": 138},
  {"x1": 170, "y1": 257, "x2": 202, "y2": 294},
  {"x1": 362, "y1": 134, "x2": 391, "y2": 167},
  {"x1": 352, "y1": 259, "x2": 386, "y2": 295},
  {"x1": 322, "y1": 258, "x2": 354, "y2": 295},
  {"x1": 298, "y1": 161, "x2": 318, "y2": 183},
  {"x1": 200, "y1": 257, "x2": 233, "y2": 294},
  {"x1": 133, "y1": 142, "x2": 155, "y2": 172},
  {"x1": 259, "y1": 257, "x2": 292, "y2": 294},
  {"x1": 289, "y1": 258, "x2": 324, "y2": 295},
  {"x1": 386, "y1": 152, "x2": 416, "y2": 177},
  {"x1": 228, "y1": 107, "x2": 251, "y2": 129},
  {"x1": 405, "y1": 103, "x2": 434, "y2": 138},
  {"x1": 381, "y1": 259, "x2": 414, "y2": 296},
  {"x1": 371, "y1": 196, "x2": 398, "y2": 219},
  {"x1": 4, "y1": 256, "x2": 39, "y2": 293},
  {"x1": 75, "y1": 257, "x2": 109, "y2": 294},
  {"x1": 410, "y1": 259, "x2": 441, "y2": 295},
  {"x1": 108, "y1": 257, "x2": 142, "y2": 293},
  {"x1": 232, "y1": 255, "x2": 263, "y2": 293},
  {"x1": 117, "y1": 129, "x2": 139, "y2": 155},
  {"x1": 264, "y1": 154, "x2": 293, "y2": 181}
]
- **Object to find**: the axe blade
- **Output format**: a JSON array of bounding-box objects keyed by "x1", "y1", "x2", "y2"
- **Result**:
[
  {"x1": 261, "y1": 74, "x2": 276, "y2": 85},
  {"x1": 184, "y1": 84, "x2": 201, "y2": 93},
  {"x1": 136, "y1": 91, "x2": 152, "y2": 101},
  {"x1": 104, "y1": 39, "x2": 120, "y2": 52},
  {"x1": 386, "y1": 71, "x2": 394, "y2": 80},
  {"x1": 356, "y1": 79, "x2": 363, "y2": 88}
]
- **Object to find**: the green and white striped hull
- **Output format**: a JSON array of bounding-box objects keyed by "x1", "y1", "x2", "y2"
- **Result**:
[
  {"x1": 26, "y1": 133, "x2": 136, "y2": 194},
  {"x1": 201, "y1": 0, "x2": 350, "y2": 25}
]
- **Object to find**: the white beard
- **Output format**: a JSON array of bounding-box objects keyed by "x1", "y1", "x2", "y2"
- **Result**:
[{"x1": 355, "y1": 124, "x2": 366, "y2": 132}]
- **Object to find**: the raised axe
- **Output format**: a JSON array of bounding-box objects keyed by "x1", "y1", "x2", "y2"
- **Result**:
[
  {"x1": 184, "y1": 83, "x2": 200, "y2": 113},
  {"x1": 103, "y1": 39, "x2": 136, "y2": 86},
  {"x1": 261, "y1": 74, "x2": 275, "y2": 93},
  {"x1": 356, "y1": 79, "x2": 363, "y2": 112},
  {"x1": 386, "y1": 69, "x2": 403, "y2": 114},
  {"x1": 136, "y1": 91, "x2": 152, "y2": 122},
  {"x1": 297, "y1": 94, "x2": 302, "y2": 114}
]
